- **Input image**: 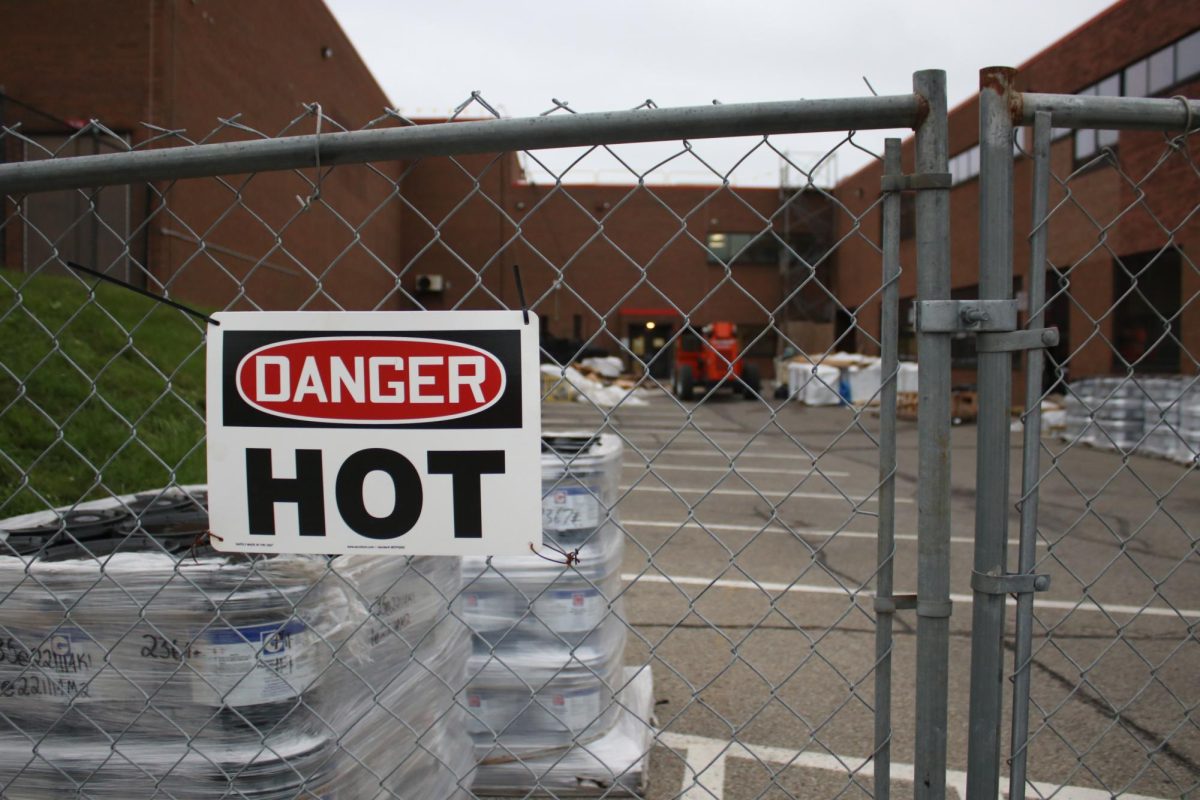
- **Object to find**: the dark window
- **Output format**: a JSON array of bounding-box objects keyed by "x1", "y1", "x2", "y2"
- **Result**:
[
  {"x1": 1043, "y1": 269, "x2": 1072, "y2": 391},
  {"x1": 1178, "y1": 30, "x2": 1200, "y2": 82},
  {"x1": 1124, "y1": 59, "x2": 1149, "y2": 97},
  {"x1": 1148, "y1": 47, "x2": 1176, "y2": 94},
  {"x1": 706, "y1": 230, "x2": 820, "y2": 266},
  {"x1": 834, "y1": 306, "x2": 856, "y2": 352},
  {"x1": 739, "y1": 323, "x2": 777, "y2": 358},
  {"x1": 706, "y1": 231, "x2": 777, "y2": 265},
  {"x1": 1070, "y1": 29, "x2": 1200, "y2": 165},
  {"x1": 1112, "y1": 248, "x2": 1181, "y2": 373}
]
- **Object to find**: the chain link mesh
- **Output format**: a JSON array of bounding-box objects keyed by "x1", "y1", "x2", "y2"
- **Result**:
[
  {"x1": 1011, "y1": 119, "x2": 1200, "y2": 799},
  {"x1": 0, "y1": 97, "x2": 913, "y2": 799}
]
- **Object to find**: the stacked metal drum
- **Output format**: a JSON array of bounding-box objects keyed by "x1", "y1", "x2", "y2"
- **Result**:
[
  {"x1": 460, "y1": 433, "x2": 627, "y2": 778},
  {"x1": 0, "y1": 488, "x2": 472, "y2": 799},
  {"x1": 1062, "y1": 375, "x2": 1199, "y2": 463}
]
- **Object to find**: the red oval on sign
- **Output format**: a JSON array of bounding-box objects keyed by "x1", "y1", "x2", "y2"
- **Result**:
[{"x1": 235, "y1": 336, "x2": 506, "y2": 424}]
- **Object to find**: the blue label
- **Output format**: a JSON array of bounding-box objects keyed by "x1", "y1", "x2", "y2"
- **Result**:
[{"x1": 205, "y1": 619, "x2": 306, "y2": 647}]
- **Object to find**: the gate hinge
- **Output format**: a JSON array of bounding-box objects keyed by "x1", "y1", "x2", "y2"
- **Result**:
[
  {"x1": 880, "y1": 172, "x2": 952, "y2": 192},
  {"x1": 873, "y1": 593, "x2": 917, "y2": 614},
  {"x1": 915, "y1": 299, "x2": 1058, "y2": 352},
  {"x1": 970, "y1": 570, "x2": 1051, "y2": 596}
]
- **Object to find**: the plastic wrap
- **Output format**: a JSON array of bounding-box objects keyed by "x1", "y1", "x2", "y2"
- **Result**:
[
  {"x1": 0, "y1": 730, "x2": 340, "y2": 798},
  {"x1": 0, "y1": 490, "x2": 473, "y2": 799},
  {"x1": 461, "y1": 522, "x2": 623, "y2": 646},
  {"x1": 464, "y1": 616, "x2": 626, "y2": 754},
  {"x1": 469, "y1": 666, "x2": 654, "y2": 796},
  {"x1": 897, "y1": 361, "x2": 920, "y2": 394},
  {"x1": 1061, "y1": 376, "x2": 1199, "y2": 463},
  {"x1": 538, "y1": 433, "x2": 623, "y2": 549},
  {"x1": 845, "y1": 360, "x2": 882, "y2": 404},
  {"x1": 788, "y1": 362, "x2": 842, "y2": 406},
  {"x1": 461, "y1": 433, "x2": 631, "y2": 768}
]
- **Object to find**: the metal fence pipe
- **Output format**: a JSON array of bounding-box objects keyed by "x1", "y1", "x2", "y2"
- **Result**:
[
  {"x1": 873, "y1": 137, "x2": 902, "y2": 800},
  {"x1": 1008, "y1": 109, "x2": 1053, "y2": 800},
  {"x1": 1019, "y1": 92, "x2": 1200, "y2": 131},
  {"x1": 965, "y1": 66, "x2": 1018, "y2": 800},
  {"x1": 0, "y1": 95, "x2": 924, "y2": 195},
  {"x1": 912, "y1": 68, "x2": 952, "y2": 800}
]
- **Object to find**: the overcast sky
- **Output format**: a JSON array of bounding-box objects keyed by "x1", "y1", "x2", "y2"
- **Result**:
[{"x1": 324, "y1": 0, "x2": 1114, "y2": 186}]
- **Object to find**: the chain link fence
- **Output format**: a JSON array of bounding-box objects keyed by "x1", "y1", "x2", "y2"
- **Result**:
[
  {"x1": 0, "y1": 84, "x2": 942, "y2": 799},
  {"x1": 969, "y1": 81, "x2": 1200, "y2": 800}
]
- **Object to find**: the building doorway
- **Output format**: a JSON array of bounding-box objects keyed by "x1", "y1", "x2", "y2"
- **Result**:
[
  {"x1": 629, "y1": 320, "x2": 674, "y2": 380},
  {"x1": 1112, "y1": 248, "x2": 1181, "y2": 374}
]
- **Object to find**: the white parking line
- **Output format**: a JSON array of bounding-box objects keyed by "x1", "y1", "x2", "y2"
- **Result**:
[
  {"x1": 621, "y1": 484, "x2": 914, "y2": 504},
  {"x1": 622, "y1": 462, "x2": 851, "y2": 477},
  {"x1": 621, "y1": 518, "x2": 1031, "y2": 548},
  {"x1": 614, "y1": 426, "x2": 859, "y2": 438},
  {"x1": 622, "y1": 573, "x2": 1200, "y2": 619},
  {"x1": 658, "y1": 731, "x2": 1169, "y2": 800},
  {"x1": 625, "y1": 449, "x2": 837, "y2": 462}
]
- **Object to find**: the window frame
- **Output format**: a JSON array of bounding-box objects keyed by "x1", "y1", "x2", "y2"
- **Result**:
[{"x1": 1072, "y1": 28, "x2": 1200, "y2": 166}]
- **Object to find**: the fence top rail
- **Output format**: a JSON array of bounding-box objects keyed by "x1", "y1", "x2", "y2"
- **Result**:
[
  {"x1": 1018, "y1": 92, "x2": 1200, "y2": 131},
  {"x1": 0, "y1": 93, "x2": 924, "y2": 196}
]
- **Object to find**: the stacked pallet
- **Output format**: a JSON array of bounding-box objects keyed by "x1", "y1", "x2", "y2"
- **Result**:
[
  {"x1": 460, "y1": 433, "x2": 652, "y2": 795},
  {"x1": 0, "y1": 489, "x2": 473, "y2": 799}
]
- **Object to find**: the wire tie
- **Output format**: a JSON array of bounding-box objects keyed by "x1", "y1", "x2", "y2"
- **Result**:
[
  {"x1": 512, "y1": 264, "x2": 530, "y2": 325},
  {"x1": 296, "y1": 102, "x2": 324, "y2": 211},
  {"x1": 64, "y1": 261, "x2": 219, "y2": 326}
]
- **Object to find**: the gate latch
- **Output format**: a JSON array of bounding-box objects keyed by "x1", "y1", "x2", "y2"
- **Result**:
[
  {"x1": 970, "y1": 570, "x2": 1051, "y2": 596},
  {"x1": 915, "y1": 299, "x2": 1058, "y2": 352}
]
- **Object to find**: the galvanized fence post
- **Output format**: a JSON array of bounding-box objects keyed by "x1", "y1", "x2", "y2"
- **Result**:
[
  {"x1": 912, "y1": 68, "x2": 953, "y2": 800},
  {"x1": 873, "y1": 136, "x2": 903, "y2": 800},
  {"x1": 1008, "y1": 108, "x2": 1053, "y2": 800},
  {"x1": 965, "y1": 66, "x2": 1017, "y2": 800}
]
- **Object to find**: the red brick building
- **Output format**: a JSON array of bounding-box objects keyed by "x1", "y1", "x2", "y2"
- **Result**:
[
  {"x1": 833, "y1": 0, "x2": 1200, "y2": 389},
  {"x1": 0, "y1": 0, "x2": 405, "y2": 311},
  {"x1": 397, "y1": 149, "x2": 830, "y2": 375},
  {"x1": 0, "y1": 0, "x2": 828, "y2": 377}
]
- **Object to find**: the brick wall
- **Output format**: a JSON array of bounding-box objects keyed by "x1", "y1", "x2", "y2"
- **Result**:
[
  {"x1": 0, "y1": 0, "x2": 403, "y2": 312},
  {"x1": 832, "y1": 0, "x2": 1200, "y2": 387}
]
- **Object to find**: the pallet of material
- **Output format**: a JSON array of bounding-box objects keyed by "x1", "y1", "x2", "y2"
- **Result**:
[
  {"x1": 468, "y1": 666, "x2": 654, "y2": 797},
  {"x1": 893, "y1": 390, "x2": 977, "y2": 423},
  {"x1": 953, "y1": 390, "x2": 978, "y2": 422}
]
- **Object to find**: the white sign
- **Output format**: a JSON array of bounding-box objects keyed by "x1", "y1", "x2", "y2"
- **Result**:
[{"x1": 205, "y1": 311, "x2": 541, "y2": 555}]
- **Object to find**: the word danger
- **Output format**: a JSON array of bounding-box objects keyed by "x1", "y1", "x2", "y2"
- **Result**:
[{"x1": 237, "y1": 337, "x2": 505, "y2": 424}]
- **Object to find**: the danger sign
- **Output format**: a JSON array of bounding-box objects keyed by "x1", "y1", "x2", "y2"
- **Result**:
[{"x1": 205, "y1": 311, "x2": 541, "y2": 555}]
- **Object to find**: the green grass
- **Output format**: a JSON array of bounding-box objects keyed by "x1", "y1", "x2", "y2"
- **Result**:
[{"x1": 0, "y1": 269, "x2": 208, "y2": 517}]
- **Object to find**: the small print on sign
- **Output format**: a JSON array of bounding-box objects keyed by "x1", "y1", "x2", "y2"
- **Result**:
[{"x1": 206, "y1": 311, "x2": 541, "y2": 555}]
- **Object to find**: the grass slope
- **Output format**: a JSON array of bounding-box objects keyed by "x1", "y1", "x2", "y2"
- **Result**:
[{"x1": 0, "y1": 269, "x2": 207, "y2": 518}]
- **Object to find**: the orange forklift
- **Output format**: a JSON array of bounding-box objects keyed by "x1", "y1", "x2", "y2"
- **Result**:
[{"x1": 672, "y1": 321, "x2": 761, "y2": 400}]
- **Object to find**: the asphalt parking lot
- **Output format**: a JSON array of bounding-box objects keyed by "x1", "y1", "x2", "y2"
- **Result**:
[{"x1": 541, "y1": 387, "x2": 1200, "y2": 800}]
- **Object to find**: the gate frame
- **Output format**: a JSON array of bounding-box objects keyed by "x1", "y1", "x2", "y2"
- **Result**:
[{"x1": 965, "y1": 68, "x2": 1200, "y2": 800}]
